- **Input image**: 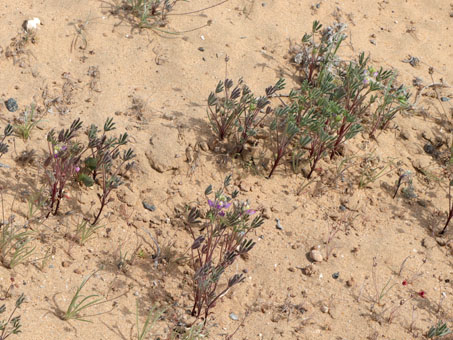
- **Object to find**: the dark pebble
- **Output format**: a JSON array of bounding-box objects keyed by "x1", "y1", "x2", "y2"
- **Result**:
[
  {"x1": 441, "y1": 97, "x2": 450, "y2": 102},
  {"x1": 5, "y1": 98, "x2": 18, "y2": 112},
  {"x1": 198, "y1": 47, "x2": 205, "y2": 52},
  {"x1": 143, "y1": 201, "x2": 156, "y2": 212},
  {"x1": 423, "y1": 143, "x2": 435, "y2": 155},
  {"x1": 332, "y1": 272, "x2": 339, "y2": 279},
  {"x1": 339, "y1": 205, "x2": 346, "y2": 211}
]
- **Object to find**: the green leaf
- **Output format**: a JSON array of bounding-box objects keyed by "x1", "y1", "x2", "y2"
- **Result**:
[
  {"x1": 79, "y1": 174, "x2": 94, "y2": 187},
  {"x1": 85, "y1": 157, "x2": 98, "y2": 171}
]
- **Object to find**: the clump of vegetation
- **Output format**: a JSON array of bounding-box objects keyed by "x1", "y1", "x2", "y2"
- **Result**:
[
  {"x1": 206, "y1": 21, "x2": 410, "y2": 180},
  {"x1": 185, "y1": 175, "x2": 263, "y2": 325},
  {"x1": 13, "y1": 104, "x2": 41, "y2": 141},
  {"x1": 43, "y1": 118, "x2": 134, "y2": 224},
  {"x1": 114, "y1": 0, "x2": 179, "y2": 29},
  {"x1": 61, "y1": 271, "x2": 103, "y2": 322},
  {"x1": 427, "y1": 321, "x2": 452, "y2": 338},
  {"x1": 0, "y1": 293, "x2": 25, "y2": 339},
  {"x1": 44, "y1": 119, "x2": 83, "y2": 217}
]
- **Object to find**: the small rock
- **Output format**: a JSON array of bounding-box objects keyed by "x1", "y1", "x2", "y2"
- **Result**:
[
  {"x1": 198, "y1": 47, "x2": 205, "y2": 52},
  {"x1": 143, "y1": 201, "x2": 156, "y2": 212},
  {"x1": 309, "y1": 249, "x2": 323, "y2": 262},
  {"x1": 441, "y1": 97, "x2": 450, "y2": 102},
  {"x1": 199, "y1": 141, "x2": 209, "y2": 151},
  {"x1": 422, "y1": 237, "x2": 436, "y2": 248},
  {"x1": 61, "y1": 261, "x2": 71, "y2": 268},
  {"x1": 320, "y1": 305, "x2": 329, "y2": 313},
  {"x1": 229, "y1": 312, "x2": 239, "y2": 321},
  {"x1": 436, "y1": 237, "x2": 447, "y2": 246},
  {"x1": 301, "y1": 264, "x2": 317, "y2": 276},
  {"x1": 5, "y1": 98, "x2": 18, "y2": 112},
  {"x1": 239, "y1": 181, "x2": 251, "y2": 192},
  {"x1": 332, "y1": 272, "x2": 339, "y2": 279},
  {"x1": 73, "y1": 268, "x2": 82, "y2": 274},
  {"x1": 275, "y1": 218, "x2": 283, "y2": 230},
  {"x1": 346, "y1": 277, "x2": 355, "y2": 287},
  {"x1": 423, "y1": 143, "x2": 435, "y2": 155},
  {"x1": 399, "y1": 128, "x2": 410, "y2": 140},
  {"x1": 288, "y1": 267, "x2": 295, "y2": 272},
  {"x1": 133, "y1": 291, "x2": 140, "y2": 297},
  {"x1": 450, "y1": 11, "x2": 453, "y2": 17},
  {"x1": 370, "y1": 39, "x2": 376, "y2": 45}
]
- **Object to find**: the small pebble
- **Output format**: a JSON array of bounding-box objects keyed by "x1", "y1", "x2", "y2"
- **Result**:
[
  {"x1": 5, "y1": 98, "x2": 18, "y2": 112},
  {"x1": 441, "y1": 97, "x2": 450, "y2": 102},
  {"x1": 436, "y1": 237, "x2": 447, "y2": 246},
  {"x1": 321, "y1": 305, "x2": 329, "y2": 313},
  {"x1": 332, "y1": 272, "x2": 339, "y2": 279},
  {"x1": 346, "y1": 277, "x2": 355, "y2": 287},
  {"x1": 143, "y1": 201, "x2": 156, "y2": 212},
  {"x1": 370, "y1": 39, "x2": 376, "y2": 45},
  {"x1": 275, "y1": 218, "x2": 283, "y2": 230},
  {"x1": 309, "y1": 249, "x2": 323, "y2": 262},
  {"x1": 423, "y1": 143, "x2": 435, "y2": 155},
  {"x1": 229, "y1": 312, "x2": 239, "y2": 321},
  {"x1": 198, "y1": 47, "x2": 205, "y2": 52},
  {"x1": 339, "y1": 205, "x2": 346, "y2": 211}
]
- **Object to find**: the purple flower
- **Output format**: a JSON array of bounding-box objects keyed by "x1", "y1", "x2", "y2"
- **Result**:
[
  {"x1": 54, "y1": 153, "x2": 58, "y2": 158},
  {"x1": 363, "y1": 78, "x2": 369, "y2": 85},
  {"x1": 61, "y1": 145, "x2": 67, "y2": 151},
  {"x1": 246, "y1": 209, "x2": 256, "y2": 215},
  {"x1": 208, "y1": 199, "x2": 215, "y2": 208},
  {"x1": 373, "y1": 71, "x2": 378, "y2": 77},
  {"x1": 218, "y1": 211, "x2": 225, "y2": 217},
  {"x1": 75, "y1": 166, "x2": 80, "y2": 173},
  {"x1": 222, "y1": 202, "x2": 232, "y2": 209}
]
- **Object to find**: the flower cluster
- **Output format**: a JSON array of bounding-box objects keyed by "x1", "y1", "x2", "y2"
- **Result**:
[{"x1": 363, "y1": 68, "x2": 379, "y2": 86}]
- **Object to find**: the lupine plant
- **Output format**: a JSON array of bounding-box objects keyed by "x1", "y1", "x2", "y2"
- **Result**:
[
  {"x1": 0, "y1": 124, "x2": 13, "y2": 159},
  {"x1": 207, "y1": 61, "x2": 285, "y2": 154},
  {"x1": 185, "y1": 175, "x2": 263, "y2": 325},
  {"x1": 44, "y1": 119, "x2": 83, "y2": 217},
  {"x1": 292, "y1": 20, "x2": 346, "y2": 85},
  {"x1": 0, "y1": 293, "x2": 25, "y2": 340}
]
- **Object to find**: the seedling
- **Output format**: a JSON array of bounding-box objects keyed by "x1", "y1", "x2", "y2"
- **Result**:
[
  {"x1": 0, "y1": 293, "x2": 25, "y2": 340},
  {"x1": 13, "y1": 104, "x2": 41, "y2": 141},
  {"x1": 135, "y1": 300, "x2": 163, "y2": 340},
  {"x1": 75, "y1": 219, "x2": 103, "y2": 245},
  {"x1": 186, "y1": 175, "x2": 263, "y2": 325},
  {"x1": 0, "y1": 194, "x2": 35, "y2": 269},
  {"x1": 427, "y1": 321, "x2": 452, "y2": 338},
  {"x1": 62, "y1": 270, "x2": 103, "y2": 322}
]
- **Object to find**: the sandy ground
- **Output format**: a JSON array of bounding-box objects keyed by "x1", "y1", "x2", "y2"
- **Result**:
[{"x1": 0, "y1": 0, "x2": 452, "y2": 339}]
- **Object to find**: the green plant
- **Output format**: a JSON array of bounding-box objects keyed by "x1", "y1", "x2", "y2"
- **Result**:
[
  {"x1": 13, "y1": 104, "x2": 41, "y2": 141},
  {"x1": 75, "y1": 219, "x2": 103, "y2": 245},
  {"x1": 45, "y1": 119, "x2": 84, "y2": 217},
  {"x1": 0, "y1": 125, "x2": 13, "y2": 159},
  {"x1": 119, "y1": 0, "x2": 178, "y2": 29},
  {"x1": 135, "y1": 300, "x2": 163, "y2": 340},
  {"x1": 62, "y1": 270, "x2": 103, "y2": 322},
  {"x1": 0, "y1": 293, "x2": 25, "y2": 340},
  {"x1": 427, "y1": 321, "x2": 452, "y2": 338},
  {"x1": 358, "y1": 153, "x2": 395, "y2": 188},
  {"x1": 186, "y1": 175, "x2": 263, "y2": 325},
  {"x1": 207, "y1": 64, "x2": 284, "y2": 152},
  {"x1": 81, "y1": 118, "x2": 135, "y2": 224},
  {"x1": 0, "y1": 213, "x2": 35, "y2": 269}
]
